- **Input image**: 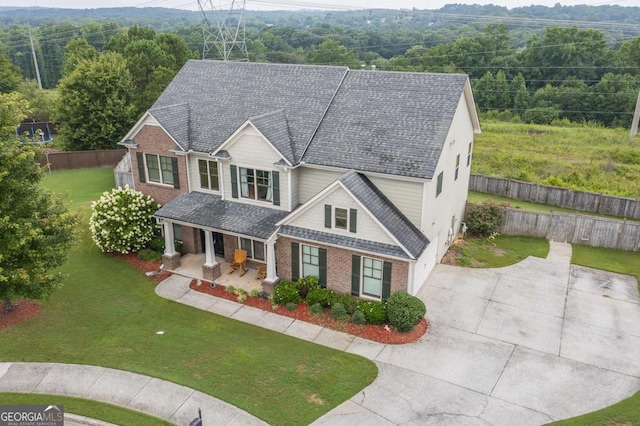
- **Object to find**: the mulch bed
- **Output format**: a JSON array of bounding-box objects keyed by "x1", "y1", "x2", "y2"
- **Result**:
[
  {"x1": 112, "y1": 252, "x2": 172, "y2": 283},
  {"x1": 190, "y1": 279, "x2": 427, "y2": 345},
  {"x1": 0, "y1": 300, "x2": 41, "y2": 330}
]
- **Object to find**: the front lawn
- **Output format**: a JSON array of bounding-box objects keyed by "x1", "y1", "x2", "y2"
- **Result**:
[{"x1": 0, "y1": 168, "x2": 377, "y2": 425}]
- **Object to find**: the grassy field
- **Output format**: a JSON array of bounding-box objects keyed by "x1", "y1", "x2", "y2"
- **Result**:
[
  {"x1": 473, "y1": 120, "x2": 640, "y2": 197},
  {"x1": 0, "y1": 168, "x2": 377, "y2": 426},
  {"x1": 451, "y1": 235, "x2": 549, "y2": 268},
  {"x1": 0, "y1": 393, "x2": 172, "y2": 426}
]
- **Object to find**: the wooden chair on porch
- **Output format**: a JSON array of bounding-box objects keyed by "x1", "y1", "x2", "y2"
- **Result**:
[
  {"x1": 228, "y1": 249, "x2": 248, "y2": 276},
  {"x1": 255, "y1": 265, "x2": 267, "y2": 280}
]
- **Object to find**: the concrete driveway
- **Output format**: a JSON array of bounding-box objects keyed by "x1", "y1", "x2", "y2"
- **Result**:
[{"x1": 315, "y1": 241, "x2": 640, "y2": 425}]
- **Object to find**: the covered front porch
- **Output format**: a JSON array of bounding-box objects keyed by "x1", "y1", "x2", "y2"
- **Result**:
[{"x1": 162, "y1": 253, "x2": 264, "y2": 293}]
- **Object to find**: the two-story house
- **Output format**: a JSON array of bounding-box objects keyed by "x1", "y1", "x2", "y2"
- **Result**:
[{"x1": 120, "y1": 60, "x2": 480, "y2": 299}]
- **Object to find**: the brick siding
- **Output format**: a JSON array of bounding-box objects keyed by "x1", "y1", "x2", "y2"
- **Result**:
[
  {"x1": 130, "y1": 125, "x2": 188, "y2": 206},
  {"x1": 276, "y1": 236, "x2": 409, "y2": 296}
]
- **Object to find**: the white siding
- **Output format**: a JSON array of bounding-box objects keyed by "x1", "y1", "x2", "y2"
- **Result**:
[
  {"x1": 290, "y1": 167, "x2": 300, "y2": 209},
  {"x1": 422, "y1": 91, "x2": 476, "y2": 261},
  {"x1": 410, "y1": 236, "x2": 438, "y2": 296},
  {"x1": 187, "y1": 153, "x2": 221, "y2": 194},
  {"x1": 368, "y1": 176, "x2": 423, "y2": 228},
  {"x1": 287, "y1": 186, "x2": 397, "y2": 246},
  {"x1": 220, "y1": 128, "x2": 290, "y2": 210},
  {"x1": 297, "y1": 167, "x2": 343, "y2": 203}
]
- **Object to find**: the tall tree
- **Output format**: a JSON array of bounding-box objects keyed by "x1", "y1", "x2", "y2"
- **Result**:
[
  {"x1": 61, "y1": 38, "x2": 98, "y2": 77},
  {"x1": 0, "y1": 46, "x2": 23, "y2": 93},
  {"x1": 56, "y1": 52, "x2": 136, "y2": 150},
  {"x1": 310, "y1": 39, "x2": 361, "y2": 69},
  {"x1": 0, "y1": 93, "x2": 77, "y2": 311},
  {"x1": 510, "y1": 73, "x2": 531, "y2": 114}
]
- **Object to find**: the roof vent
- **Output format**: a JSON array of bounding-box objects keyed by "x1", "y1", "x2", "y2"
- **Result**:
[
  {"x1": 371, "y1": 64, "x2": 377, "y2": 71},
  {"x1": 361, "y1": 64, "x2": 366, "y2": 70}
]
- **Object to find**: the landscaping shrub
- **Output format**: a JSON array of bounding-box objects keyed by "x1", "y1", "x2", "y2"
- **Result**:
[
  {"x1": 334, "y1": 293, "x2": 357, "y2": 314},
  {"x1": 465, "y1": 201, "x2": 508, "y2": 238},
  {"x1": 356, "y1": 300, "x2": 387, "y2": 325},
  {"x1": 136, "y1": 248, "x2": 162, "y2": 262},
  {"x1": 285, "y1": 302, "x2": 297, "y2": 311},
  {"x1": 351, "y1": 310, "x2": 366, "y2": 325},
  {"x1": 147, "y1": 235, "x2": 183, "y2": 255},
  {"x1": 309, "y1": 303, "x2": 322, "y2": 315},
  {"x1": 386, "y1": 291, "x2": 426, "y2": 333},
  {"x1": 331, "y1": 303, "x2": 348, "y2": 320},
  {"x1": 306, "y1": 287, "x2": 338, "y2": 307},
  {"x1": 89, "y1": 185, "x2": 159, "y2": 253},
  {"x1": 272, "y1": 280, "x2": 302, "y2": 305},
  {"x1": 296, "y1": 275, "x2": 320, "y2": 299},
  {"x1": 522, "y1": 106, "x2": 560, "y2": 125}
]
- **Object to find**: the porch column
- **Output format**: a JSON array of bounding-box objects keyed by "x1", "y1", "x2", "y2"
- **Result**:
[
  {"x1": 202, "y1": 229, "x2": 221, "y2": 282},
  {"x1": 163, "y1": 221, "x2": 176, "y2": 255},
  {"x1": 265, "y1": 240, "x2": 278, "y2": 283},
  {"x1": 161, "y1": 221, "x2": 181, "y2": 270}
]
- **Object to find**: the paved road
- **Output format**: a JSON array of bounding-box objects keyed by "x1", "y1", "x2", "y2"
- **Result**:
[{"x1": 1, "y1": 241, "x2": 638, "y2": 425}]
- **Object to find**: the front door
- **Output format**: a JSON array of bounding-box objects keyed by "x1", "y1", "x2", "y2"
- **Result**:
[{"x1": 200, "y1": 231, "x2": 225, "y2": 257}]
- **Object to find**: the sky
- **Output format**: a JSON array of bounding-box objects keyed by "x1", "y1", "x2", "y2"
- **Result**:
[{"x1": 0, "y1": 0, "x2": 636, "y2": 12}]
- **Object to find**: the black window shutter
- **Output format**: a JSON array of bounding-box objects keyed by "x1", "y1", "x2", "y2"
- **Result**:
[
  {"x1": 351, "y1": 255, "x2": 361, "y2": 296},
  {"x1": 324, "y1": 204, "x2": 332, "y2": 228},
  {"x1": 171, "y1": 157, "x2": 180, "y2": 189},
  {"x1": 230, "y1": 165, "x2": 238, "y2": 199},
  {"x1": 318, "y1": 248, "x2": 327, "y2": 288},
  {"x1": 272, "y1": 171, "x2": 280, "y2": 206},
  {"x1": 136, "y1": 152, "x2": 146, "y2": 183},
  {"x1": 349, "y1": 208, "x2": 357, "y2": 233},
  {"x1": 291, "y1": 242, "x2": 299, "y2": 281},
  {"x1": 382, "y1": 261, "x2": 392, "y2": 301}
]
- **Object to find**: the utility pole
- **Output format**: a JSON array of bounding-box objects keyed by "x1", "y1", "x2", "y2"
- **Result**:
[
  {"x1": 28, "y1": 26, "x2": 42, "y2": 89},
  {"x1": 631, "y1": 90, "x2": 640, "y2": 137}
]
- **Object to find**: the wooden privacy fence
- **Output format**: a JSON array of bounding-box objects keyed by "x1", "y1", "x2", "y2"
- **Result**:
[
  {"x1": 502, "y1": 208, "x2": 640, "y2": 251},
  {"x1": 470, "y1": 174, "x2": 640, "y2": 220},
  {"x1": 41, "y1": 149, "x2": 127, "y2": 171},
  {"x1": 114, "y1": 151, "x2": 134, "y2": 188}
]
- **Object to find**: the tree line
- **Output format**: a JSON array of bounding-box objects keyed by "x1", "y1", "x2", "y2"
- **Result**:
[{"x1": 1, "y1": 11, "x2": 639, "y2": 152}]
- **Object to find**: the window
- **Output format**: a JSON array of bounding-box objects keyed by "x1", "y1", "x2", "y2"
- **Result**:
[
  {"x1": 436, "y1": 171, "x2": 443, "y2": 197},
  {"x1": 301, "y1": 245, "x2": 320, "y2": 278},
  {"x1": 467, "y1": 142, "x2": 472, "y2": 167},
  {"x1": 173, "y1": 224, "x2": 183, "y2": 242},
  {"x1": 239, "y1": 237, "x2": 265, "y2": 261},
  {"x1": 240, "y1": 167, "x2": 272, "y2": 202},
  {"x1": 334, "y1": 207, "x2": 348, "y2": 230},
  {"x1": 455, "y1": 154, "x2": 460, "y2": 181},
  {"x1": 362, "y1": 257, "x2": 383, "y2": 298},
  {"x1": 198, "y1": 159, "x2": 219, "y2": 191},
  {"x1": 145, "y1": 153, "x2": 174, "y2": 186}
]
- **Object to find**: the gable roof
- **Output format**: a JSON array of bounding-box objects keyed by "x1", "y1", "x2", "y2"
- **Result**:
[
  {"x1": 248, "y1": 110, "x2": 294, "y2": 165},
  {"x1": 144, "y1": 60, "x2": 480, "y2": 179},
  {"x1": 150, "y1": 60, "x2": 348, "y2": 158},
  {"x1": 301, "y1": 71, "x2": 470, "y2": 180},
  {"x1": 278, "y1": 170, "x2": 429, "y2": 259},
  {"x1": 339, "y1": 171, "x2": 429, "y2": 259}
]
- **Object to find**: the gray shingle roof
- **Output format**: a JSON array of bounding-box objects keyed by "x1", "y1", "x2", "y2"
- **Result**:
[
  {"x1": 340, "y1": 171, "x2": 429, "y2": 259},
  {"x1": 279, "y1": 226, "x2": 409, "y2": 259},
  {"x1": 302, "y1": 70, "x2": 469, "y2": 179},
  {"x1": 151, "y1": 60, "x2": 348, "y2": 158},
  {"x1": 248, "y1": 110, "x2": 294, "y2": 165},
  {"x1": 154, "y1": 192, "x2": 288, "y2": 240},
  {"x1": 149, "y1": 103, "x2": 189, "y2": 151}
]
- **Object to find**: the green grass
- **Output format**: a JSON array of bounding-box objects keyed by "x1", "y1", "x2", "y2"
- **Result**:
[
  {"x1": 550, "y1": 390, "x2": 640, "y2": 426},
  {"x1": 453, "y1": 235, "x2": 549, "y2": 268},
  {"x1": 473, "y1": 120, "x2": 640, "y2": 197},
  {"x1": 42, "y1": 167, "x2": 115, "y2": 212},
  {"x1": 0, "y1": 393, "x2": 171, "y2": 426},
  {"x1": 0, "y1": 169, "x2": 377, "y2": 426}
]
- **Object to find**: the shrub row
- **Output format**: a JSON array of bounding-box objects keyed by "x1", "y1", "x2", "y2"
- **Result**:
[{"x1": 272, "y1": 276, "x2": 426, "y2": 332}]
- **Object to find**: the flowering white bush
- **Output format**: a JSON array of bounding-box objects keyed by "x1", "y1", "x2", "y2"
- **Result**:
[{"x1": 89, "y1": 185, "x2": 159, "y2": 253}]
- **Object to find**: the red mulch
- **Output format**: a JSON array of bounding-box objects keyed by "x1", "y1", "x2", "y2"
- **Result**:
[
  {"x1": 111, "y1": 252, "x2": 172, "y2": 283},
  {"x1": 190, "y1": 279, "x2": 428, "y2": 344},
  {"x1": 0, "y1": 300, "x2": 41, "y2": 330}
]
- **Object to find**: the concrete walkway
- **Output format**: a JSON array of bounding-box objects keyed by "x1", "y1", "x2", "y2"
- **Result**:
[
  {"x1": 1, "y1": 240, "x2": 638, "y2": 425},
  {"x1": 0, "y1": 362, "x2": 266, "y2": 426}
]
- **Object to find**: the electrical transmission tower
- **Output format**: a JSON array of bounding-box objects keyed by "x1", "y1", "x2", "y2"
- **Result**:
[{"x1": 198, "y1": 0, "x2": 249, "y2": 61}]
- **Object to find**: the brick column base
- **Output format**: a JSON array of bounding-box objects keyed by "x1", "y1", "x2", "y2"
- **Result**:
[
  {"x1": 202, "y1": 263, "x2": 221, "y2": 282},
  {"x1": 162, "y1": 253, "x2": 181, "y2": 270},
  {"x1": 261, "y1": 278, "x2": 279, "y2": 296}
]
